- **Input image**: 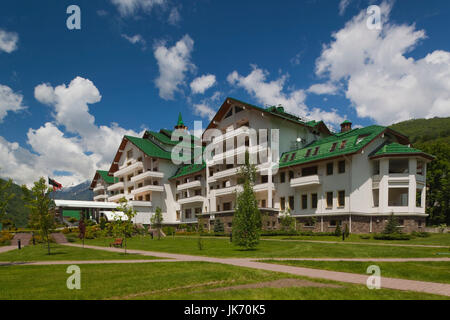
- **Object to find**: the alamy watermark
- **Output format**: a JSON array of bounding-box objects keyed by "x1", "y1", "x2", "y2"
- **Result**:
[
  {"x1": 66, "y1": 5, "x2": 81, "y2": 30},
  {"x1": 66, "y1": 265, "x2": 81, "y2": 290},
  {"x1": 366, "y1": 5, "x2": 382, "y2": 30},
  {"x1": 366, "y1": 265, "x2": 381, "y2": 290}
]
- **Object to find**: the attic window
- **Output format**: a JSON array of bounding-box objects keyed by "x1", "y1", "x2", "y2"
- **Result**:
[
  {"x1": 283, "y1": 154, "x2": 289, "y2": 162},
  {"x1": 305, "y1": 149, "x2": 312, "y2": 158},
  {"x1": 290, "y1": 153, "x2": 296, "y2": 161},
  {"x1": 340, "y1": 140, "x2": 347, "y2": 149},
  {"x1": 224, "y1": 109, "x2": 233, "y2": 119},
  {"x1": 356, "y1": 134, "x2": 369, "y2": 144},
  {"x1": 235, "y1": 106, "x2": 244, "y2": 114},
  {"x1": 330, "y1": 142, "x2": 338, "y2": 152},
  {"x1": 313, "y1": 147, "x2": 320, "y2": 156}
]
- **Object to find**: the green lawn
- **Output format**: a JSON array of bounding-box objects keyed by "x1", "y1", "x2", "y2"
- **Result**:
[
  {"x1": 260, "y1": 233, "x2": 450, "y2": 246},
  {"x1": 0, "y1": 244, "x2": 157, "y2": 262},
  {"x1": 77, "y1": 236, "x2": 449, "y2": 258},
  {"x1": 264, "y1": 260, "x2": 450, "y2": 284},
  {"x1": 0, "y1": 262, "x2": 447, "y2": 300}
]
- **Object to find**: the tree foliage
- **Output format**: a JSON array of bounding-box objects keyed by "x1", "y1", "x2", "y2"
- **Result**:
[
  {"x1": 383, "y1": 213, "x2": 401, "y2": 234},
  {"x1": 213, "y1": 219, "x2": 224, "y2": 233},
  {"x1": 22, "y1": 177, "x2": 55, "y2": 255},
  {"x1": 112, "y1": 197, "x2": 137, "y2": 254},
  {"x1": 233, "y1": 151, "x2": 261, "y2": 250},
  {"x1": 150, "y1": 207, "x2": 164, "y2": 240}
]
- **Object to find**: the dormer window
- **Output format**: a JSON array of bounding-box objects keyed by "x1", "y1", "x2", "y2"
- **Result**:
[
  {"x1": 313, "y1": 147, "x2": 319, "y2": 156},
  {"x1": 340, "y1": 140, "x2": 347, "y2": 149},
  {"x1": 224, "y1": 108, "x2": 233, "y2": 119},
  {"x1": 235, "y1": 106, "x2": 244, "y2": 114},
  {"x1": 290, "y1": 153, "x2": 296, "y2": 161},
  {"x1": 330, "y1": 143, "x2": 337, "y2": 152},
  {"x1": 305, "y1": 149, "x2": 312, "y2": 158},
  {"x1": 283, "y1": 154, "x2": 289, "y2": 162}
]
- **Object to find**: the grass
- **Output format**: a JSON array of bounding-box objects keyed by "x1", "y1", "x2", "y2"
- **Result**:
[
  {"x1": 0, "y1": 244, "x2": 158, "y2": 262},
  {"x1": 76, "y1": 236, "x2": 450, "y2": 259},
  {"x1": 260, "y1": 232, "x2": 450, "y2": 246},
  {"x1": 264, "y1": 260, "x2": 450, "y2": 284},
  {"x1": 0, "y1": 262, "x2": 447, "y2": 300}
]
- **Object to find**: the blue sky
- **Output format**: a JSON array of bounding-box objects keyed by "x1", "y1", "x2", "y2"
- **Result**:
[{"x1": 0, "y1": 0, "x2": 449, "y2": 186}]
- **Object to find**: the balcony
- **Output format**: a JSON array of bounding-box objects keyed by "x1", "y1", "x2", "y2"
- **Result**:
[
  {"x1": 214, "y1": 185, "x2": 242, "y2": 197},
  {"x1": 132, "y1": 184, "x2": 164, "y2": 195},
  {"x1": 212, "y1": 167, "x2": 240, "y2": 180},
  {"x1": 254, "y1": 182, "x2": 275, "y2": 193},
  {"x1": 93, "y1": 185, "x2": 105, "y2": 192},
  {"x1": 129, "y1": 200, "x2": 152, "y2": 207},
  {"x1": 107, "y1": 181, "x2": 124, "y2": 191},
  {"x1": 290, "y1": 175, "x2": 322, "y2": 188},
  {"x1": 114, "y1": 161, "x2": 144, "y2": 177},
  {"x1": 177, "y1": 180, "x2": 202, "y2": 191},
  {"x1": 209, "y1": 145, "x2": 268, "y2": 165},
  {"x1": 108, "y1": 194, "x2": 125, "y2": 202},
  {"x1": 212, "y1": 126, "x2": 250, "y2": 145},
  {"x1": 93, "y1": 194, "x2": 108, "y2": 201},
  {"x1": 178, "y1": 196, "x2": 206, "y2": 205},
  {"x1": 131, "y1": 170, "x2": 164, "y2": 183}
]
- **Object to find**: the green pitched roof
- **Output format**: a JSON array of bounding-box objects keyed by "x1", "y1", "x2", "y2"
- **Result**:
[
  {"x1": 177, "y1": 112, "x2": 184, "y2": 127},
  {"x1": 279, "y1": 125, "x2": 386, "y2": 168},
  {"x1": 125, "y1": 135, "x2": 173, "y2": 160},
  {"x1": 97, "y1": 170, "x2": 117, "y2": 184},
  {"x1": 170, "y1": 162, "x2": 206, "y2": 180},
  {"x1": 369, "y1": 142, "x2": 434, "y2": 159}
]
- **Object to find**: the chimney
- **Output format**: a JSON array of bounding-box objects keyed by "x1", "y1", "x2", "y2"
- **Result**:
[{"x1": 340, "y1": 120, "x2": 352, "y2": 133}]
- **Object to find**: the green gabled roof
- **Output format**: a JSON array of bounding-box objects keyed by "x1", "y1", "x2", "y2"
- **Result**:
[
  {"x1": 97, "y1": 170, "x2": 117, "y2": 184},
  {"x1": 177, "y1": 112, "x2": 184, "y2": 127},
  {"x1": 170, "y1": 162, "x2": 206, "y2": 180},
  {"x1": 279, "y1": 125, "x2": 386, "y2": 168},
  {"x1": 125, "y1": 135, "x2": 173, "y2": 160},
  {"x1": 369, "y1": 142, "x2": 434, "y2": 159}
]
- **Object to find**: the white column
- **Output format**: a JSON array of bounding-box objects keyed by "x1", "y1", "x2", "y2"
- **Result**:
[
  {"x1": 408, "y1": 158, "x2": 417, "y2": 212},
  {"x1": 267, "y1": 168, "x2": 273, "y2": 208},
  {"x1": 379, "y1": 158, "x2": 389, "y2": 212}
]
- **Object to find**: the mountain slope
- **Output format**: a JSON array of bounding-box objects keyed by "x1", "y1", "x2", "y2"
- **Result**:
[
  {"x1": 50, "y1": 181, "x2": 93, "y2": 201},
  {"x1": 0, "y1": 179, "x2": 29, "y2": 228},
  {"x1": 389, "y1": 117, "x2": 450, "y2": 145}
]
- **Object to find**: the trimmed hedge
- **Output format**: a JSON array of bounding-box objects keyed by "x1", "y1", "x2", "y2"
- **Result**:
[{"x1": 373, "y1": 233, "x2": 412, "y2": 240}]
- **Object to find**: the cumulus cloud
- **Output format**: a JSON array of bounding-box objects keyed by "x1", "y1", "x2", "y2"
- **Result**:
[
  {"x1": 227, "y1": 65, "x2": 344, "y2": 126},
  {"x1": 0, "y1": 85, "x2": 26, "y2": 122},
  {"x1": 154, "y1": 34, "x2": 195, "y2": 100},
  {"x1": 315, "y1": 1, "x2": 450, "y2": 124},
  {"x1": 0, "y1": 29, "x2": 18, "y2": 53},
  {"x1": 193, "y1": 103, "x2": 216, "y2": 120},
  {"x1": 110, "y1": 0, "x2": 166, "y2": 17},
  {"x1": 122, "y1": 34, "x2": 146, "y2": 49},
  {"x1": 339, "y1": 0, "x2": 352, "y2": 15},
  {"x1": 307, "y1": 83, "x2": 339, "y2": 95},
  {"x1": 190, "y1": 74, "x2": 216, "y2": 94},
  {"x1": 0, "y1": 76, "x2": 143, "y2": 186}
]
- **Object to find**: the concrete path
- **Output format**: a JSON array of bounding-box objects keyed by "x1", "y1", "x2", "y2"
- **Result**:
[{"x1": 0, "y1": 246, "x2": 16, "y2": 254}]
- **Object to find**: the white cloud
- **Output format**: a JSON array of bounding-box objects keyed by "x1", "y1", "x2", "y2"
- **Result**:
[
  {"x1": 0, "y1": 85, "x2": 26, "y2": 122},
  {"x1": 0, "y1": 76, "x2": 144, "y2": 186},
  {"x1": 168, "y1": 7, "x2": 181, "y2": 25},
  {"x1": 307, "y1": 83, "x2": 339, "y2": 95},
  {"x1": 154, "y1": 34, "x2": 195, "y2": 100},
  {"x1": 190, "y1": 74, "x2": 216, "y2": 94},
  {"x1": 0, "y1": 29, "x2": 18, "y2": 53},
  {"x1": 227, "y1": 65, "x2": 344, "y2": 126},
  {"x1": 110, "y1": 0, "x2": 166, "y2": 16},
  {"x1": 316, "y1": 1, "x2": 450, "y2": 124},
  {"x1": 339, "y1": 0, "x2": 351, "y2": 15},
  {"x1": 122, "y1": 34, "x2": 146, "y2": 48},
  {"x1": 193, "y1": 103, "x2": 216, "y2": 120}
]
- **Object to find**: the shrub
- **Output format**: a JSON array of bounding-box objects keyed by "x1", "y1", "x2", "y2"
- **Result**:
[
  {"x1": 373, "y1": 233, "x2": 412, "y2": 240},
  {"x1": 0, "y1": 231, "x2": 14, "y2": 245},
  {"x1": 383, "y1": 213, "x2": 401, "y2": 234},
  {"x1": 334, "y1": 224, "x2": 342, "y2": 237},
  {"x1": 62, "y1": 228, "x2": 71, "y2": 234},
  {"x1": 344, "y1": 224, "x2": 350, "y2": 238},
  {"x1": 411, "y1": 231, "x2": 431, "y2": 238},
  {"x1": 162, "y1": 226, "x2": 175, "y2": 236},
  {"x1": 359, "y1": 235, "x2": 371, "y2": 240},
  {"x1": 213, "y1": 219, "x2": 225, "y2": 233}
]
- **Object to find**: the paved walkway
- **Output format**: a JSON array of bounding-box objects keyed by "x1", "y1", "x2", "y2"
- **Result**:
[{"x1": 0, "y1": 246, "x2": 17, "y2": 254}]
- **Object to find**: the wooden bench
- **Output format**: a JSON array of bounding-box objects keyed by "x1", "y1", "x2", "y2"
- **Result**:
[{"x1": 109, "y1": 238, "x2": 123, "y2": 248}]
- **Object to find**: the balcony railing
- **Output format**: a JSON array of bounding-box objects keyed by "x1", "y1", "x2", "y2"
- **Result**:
[
  {"x1": 107, "y1": 181, "x2": 124, "y2": 191},
  {"x1": 132, "y1": 184, "x2": 164, "y2": 195},
  {"x1": 93, "y1": 194, "x2": 108, "y2": 201},
  {"x1": 131, "y1": 170, "x2": 164, "y2": 183},
  {"x1": 290, "y1": 175, "x2": 322, "y2": 188},
  {"x1": 108, "y1": 193, "x2": 125, "y2": 202},
  {"x1": 178, "y1": 196, "x2": 206, "y2": 205},
  {"x1": 113, "y1": 161, "x2": 144, "y2": 177},
  {"x1": 93, "y1": 185, "x2": 105, "y2": 192},
  {"x1": 211, "y1": 126, "x2": 250, "y2": 145},
  {"x1": 208, "y1": 145, "x2": 268, "y2": 165},
  {"x1": 177, "y1": 180, "x2": 202, "y2": 191}
]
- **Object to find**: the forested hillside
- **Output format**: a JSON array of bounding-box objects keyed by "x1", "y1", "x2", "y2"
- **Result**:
[{"x1": 0, "y1": 179, "x2": 29, "y2": 228}]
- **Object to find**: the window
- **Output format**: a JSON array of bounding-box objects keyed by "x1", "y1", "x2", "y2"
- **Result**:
[
  {"x1": 304, "y1": 219, "x2": 315, "y2": 227},
  {"x1": 338, "y1": 191, "x2": 345, "y2": 207},
  {"x1": 290, "y1": 153, "x2": 296, "y2": 161},
  {"x1": 373, "y1": 189, "x2": 379, "y2": 207},
  {"x1": 127, "y1": 149, "x2": 133, "y2": 159},
  {"x1": 145, "y1": 194, "x2": 151, "y2": 201},
  {"x1": 185, "y1": 209, "x2": 192, "y2": 219},
  {"x1": 388, "y1": 188, "x2": 409, "y2": 206},
  {"x1": 313, "y1": 147, "x2": 320, "y2": 156},
  {"x1": 305, "y1": 149, "x2": 312, "y2": 157},
  {"x1": 223, "y1": 202, "x2": 232, "y2": 211},
  {"x1": 416, "y1": 189, "x2": 423, "y2": 208},
  {"x1": 326, "y1": 192, "x2": 333, "y2": 208},
  {"x1": 176, "y1": 211, "x2": 180, "y2": 221},
  {"x1": 261, "y1": 175, "x2": 268, "y2": 183},
  {"x1": 302, "y1": 166, "x2": 318, "y2": 176},
  {"x1": 330, "y1": 142, "x2": 337, "y2": 152},
  {"x1": 280, "y1": 172, "x2": 286, "y2": 183},
  {"x1": 417, "y1": 161, "x2": 424, "y2": 175},
  {"x1": 194, "y1": 189, "x2": 201, "y2": 196},
  {"x1": 340, "y1": 140, "x2": 347, "y2": 149},
  {"x1": 288, "y1": 171, "x2": 294, "y2": 181},
  {"x1": 327, "y1": 162, "x2": 334, "y2": 175},
  {"x1": 311, "y1": 193, "x2": 318, "y2": 209},
  {"x1": 338, "y1": 160, "x2": 346, "y2": 173},
  {"x1": 261, "y1": 199, "x2": 266, "y2": 208},
  {"x1": 389, "y1": 159, "x2": 409, "y2": 174},
  {"x1": 302, "y1": 195, "x2": 308, "y2": 209},
  {"x1": 235, "y1": 106, "x2": 244, "y2": 113},
  {"x1": 280, "y1": 197, "x2": 286, "y2": 211},
  {"x1": 228, "y1": 223, "x2": 232, "y2": 228},
  {"x1": 195, "y1": 208, "x2": 202, "y2": 214},
  {"x1": 289, "y1": 196, "x2": 295, "y2": 210},
  {"x1": 329, "y1": 220, "x2": 338, "y2": 227},
  {"x1": 373, "y1": 160, "x2": 380, "y2": 175},
  {"x1": 283, "y1": 154, "x2": 289, "y2": 162}
]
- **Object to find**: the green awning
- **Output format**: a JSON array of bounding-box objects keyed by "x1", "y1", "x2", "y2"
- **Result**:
[{"x1": 63, "y1": 210, "x2": 81, "y2": 220}]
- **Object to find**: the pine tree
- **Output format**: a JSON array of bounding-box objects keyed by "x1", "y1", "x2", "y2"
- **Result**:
[
  {"x1": 213, "y1": 219, "x2": 224, "y2": 233},
  {"x1": 334, "y1": 223, "x2": 342, "y2": 237},
  {"x1": 344, "y1": 224, "x2": 350, "y2": 238},
  {"x1": 233, "y1": 151, "x2": 261, "y2": 250},
  {"x1": 150, "y1": 207, "x2": 164, "y2": 240},
  {"x1": 383, "y1": 213, "x2": 400, "y2": 234}
]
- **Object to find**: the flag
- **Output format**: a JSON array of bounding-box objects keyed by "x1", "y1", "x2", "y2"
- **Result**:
[{"x1": 48, "y1": 177, "x2": 62, "y2": 191}]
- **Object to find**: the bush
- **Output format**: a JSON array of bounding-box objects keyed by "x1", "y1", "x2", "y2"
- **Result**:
[
  {"x1": 411, "y1": 231, "x2": 431, "y2": 238},
  {"x1": 0, "y1": 231, "x2": 14, "y2": 245},
  {"x1": 163, "y1": 226, "x2": 175, "y2": 236},
  {"x1": 213, "y1": 219, "x2": 225, "y2": 233},
  {"x1": 373, "y1": 233, "x2": 412, "y2": 240},
  {"x1": 359, "y1": 235, "x2": 371, "y2": 240},
  {"x1": 334, "y1": 224, "x2": 342, "y2": 237}
]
